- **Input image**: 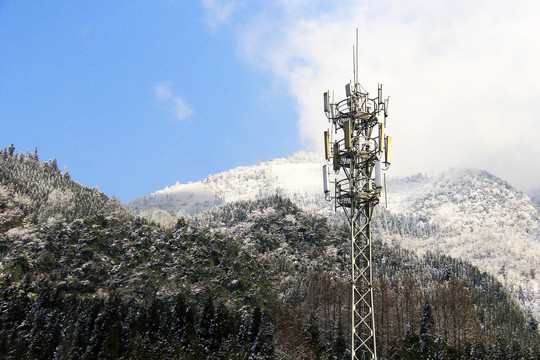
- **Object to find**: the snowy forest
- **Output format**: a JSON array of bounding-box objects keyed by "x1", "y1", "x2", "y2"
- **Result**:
[{"x1": 0, "y1": 145, "x2": 539, "y2": 359}]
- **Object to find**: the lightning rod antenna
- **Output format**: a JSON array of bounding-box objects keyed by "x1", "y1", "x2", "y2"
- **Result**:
[{"x1": 356, "y1": 28, "x2": 359, "y2": 88}]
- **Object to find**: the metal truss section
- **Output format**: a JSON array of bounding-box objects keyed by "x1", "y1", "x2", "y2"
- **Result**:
[{"x1": 323, "y1": 80, "x2": 391, "y2": 360}]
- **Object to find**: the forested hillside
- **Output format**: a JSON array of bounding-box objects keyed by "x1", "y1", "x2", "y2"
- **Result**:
[
  {"x1": 0, "y1": 146, "x2": 538, "y2": 359},
  {"x1": 126, "y1": 152, "x2": 540, "y2": 322}
]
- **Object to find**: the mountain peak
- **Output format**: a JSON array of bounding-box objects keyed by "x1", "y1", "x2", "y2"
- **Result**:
[{"x1": 126, "y1": 151, "x2": 328, "y2": 216}]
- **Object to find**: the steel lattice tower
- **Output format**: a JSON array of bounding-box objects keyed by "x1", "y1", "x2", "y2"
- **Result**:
[{"x1": 322, "y1": 66, "x2": 391, "y2": 359}]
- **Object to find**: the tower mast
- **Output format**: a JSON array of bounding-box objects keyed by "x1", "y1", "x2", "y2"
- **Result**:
[{"x1": 322, "y1": 34, "x2": 392, "y2": 360}]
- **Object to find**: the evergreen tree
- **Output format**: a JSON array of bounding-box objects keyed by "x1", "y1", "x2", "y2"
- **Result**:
[
  {"x1": 330, "y1": 317, "x2": 347, "y2": 360},
  {"x1": 306, "y1": 313, "x2": 323, "y2": 354},
  {"x1": 400, "y1": 328, "x2": 422, "y2": 360},
  {"x1": 247, "y1": 306, "x2": 262, "y2": 345},
  {"x1": 198, "y1": 295, "x2": 216, "y2": 353},
  {"x1": 50, "y1": 158, "x2": 58, "y2": 172},
  {"x1": 97, "y1": 295, "x2": 123, "y2": 359},
  {"x1": 250, "y1": 311, "x2": 274, "y2": 360},
  {"x1": 419, "y1": 299, "x2": 439, "y2": 359}
]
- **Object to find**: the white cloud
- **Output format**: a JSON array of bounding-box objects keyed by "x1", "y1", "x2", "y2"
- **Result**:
[
  {"x1": 201, "y1": 0, "x2": 237, "y2": 30},
  {"x1": 154, "y1": 83, "x2": 194, "y2": 121},
  {"x1": 234, "y1": 0, "x2": 540, "y2": 192}
]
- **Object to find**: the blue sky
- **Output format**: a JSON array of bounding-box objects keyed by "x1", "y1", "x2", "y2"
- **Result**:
[
  {"x1": 2, "y1": 1, "x2": 540, "y2": 201},
  {"x1": 0, "y1": 1, "x2": 299, "y2": 201}
]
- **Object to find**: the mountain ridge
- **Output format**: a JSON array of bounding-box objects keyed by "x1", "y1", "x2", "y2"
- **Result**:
[
  {"x1": 126, "y1": 151, "x2": 540, "y2": 321},
  {"x1": 126, "y1": 151, "x2": 328, "y2": 216}
]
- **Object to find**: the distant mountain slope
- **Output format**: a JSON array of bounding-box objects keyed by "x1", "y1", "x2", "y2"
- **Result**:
[
  {"x1": 386, "y1": 170, "x2": 540, "y2": 319},
  {"x1": 126, "y1": 151, "x2": 329, "y2": 216},
  {"x1": 126, "y1": 152, "x2": 540, "y2": 321}
]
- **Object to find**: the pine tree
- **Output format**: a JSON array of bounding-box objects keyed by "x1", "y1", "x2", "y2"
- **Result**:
[
  {"x1": 247, "y1": 306, "x2": 262, "y2": 345},
  {"x1": 330, "y1": 317, "x2": 347, "y2": 360},
  {"x1": 250, "y1": 311, "x2": 274, "y2": 360},
  {"x1": 97, "y1": 294, "x2": 123, "y2": 359},
  {"x1": 197, "y1": 295, "x2": 216, "y2": 353},
  {"x1": 50, "y1": 158, "x2": 58, "y2": 172},
  {"x1": 419, "y1": 299, "x2": 439, "y2": 359}
]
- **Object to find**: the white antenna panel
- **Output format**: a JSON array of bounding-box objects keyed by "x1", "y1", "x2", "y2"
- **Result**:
[
  {"x1": 374, "y1": 160, "x2": 382, "y2": 189},
  {"x1": 322, "y1": 165, "x2": 329, "y2": 193},
  {"x1": 324, "y1": 92, "x2": 330, "y2": 113}
]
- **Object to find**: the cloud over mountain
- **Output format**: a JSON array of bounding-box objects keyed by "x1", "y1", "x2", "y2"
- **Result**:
[{"x1": 211, "y1": 1, "x2": 540, "y2": 192}]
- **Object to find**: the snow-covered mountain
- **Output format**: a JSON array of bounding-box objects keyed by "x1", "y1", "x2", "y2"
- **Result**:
[
  {"x1": 127, "y1": 151, "x2": 329, "y2": 216},
  {"x1": 530, "y1": 188, "x2": 540, "y2": 206},
  {"x1": 387, "y1": 170, "x2": 540, "y2": 319},
  {"x1": 126, "y1": 151, "x2": 540, "y2": 320}
]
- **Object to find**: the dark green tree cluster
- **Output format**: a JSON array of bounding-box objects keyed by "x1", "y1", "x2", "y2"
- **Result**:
[{"x1": 0, "y1": 284, "x2": 273, "y2": 360}]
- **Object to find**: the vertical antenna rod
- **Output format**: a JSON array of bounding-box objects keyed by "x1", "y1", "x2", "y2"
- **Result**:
[
  {"x1": 322, "y1": 30, "x2": 392, "y2": 360},
  {"x1": 356, "y1": 28, "x2": 359, "y2": 87}
]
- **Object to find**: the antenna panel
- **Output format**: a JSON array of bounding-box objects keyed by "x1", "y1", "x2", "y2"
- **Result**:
[
  {"x1": 322, "y1": 165, "x2": 329, "y2": 193},
  {"x1": 385, "y1": 136, "x2": 392, "y2": 164},
  {"x1": 344, "y1": 120, "x2": 352, "y2": 149},
  {"x1": 375, "y1": 160, "x2": 382, "y2": 188},
  {"x1": 345, "y1": 83, "x2": 351, "y2": 97},
  {"x1": 333, "y1": 142, "x2": 340, "y2": 171},
  {"x1": 324, "y1": 130, "x2": 330, "y2": 160},
  {"x1": 324, "y1": 92, "x2": 330, "y2": 113},
  {"x1": 379, "y1": 123, "x2": 385, "y2": 152}
]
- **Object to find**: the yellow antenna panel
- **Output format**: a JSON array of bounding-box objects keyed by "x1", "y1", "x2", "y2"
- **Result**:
[
  {"x1": 324, "y1": 130, "x2": 330, "y2": 160},
  {"x1": 385, "y1": 136, "x2": 392, "y2": 164},
  {"x1": 379, "y1": 123, "x2": 385, "y2": 152}
]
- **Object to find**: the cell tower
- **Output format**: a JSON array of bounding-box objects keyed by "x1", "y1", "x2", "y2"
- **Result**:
[{"x1": 322, "y1": 33, "x2": 391, "y2": 360}]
